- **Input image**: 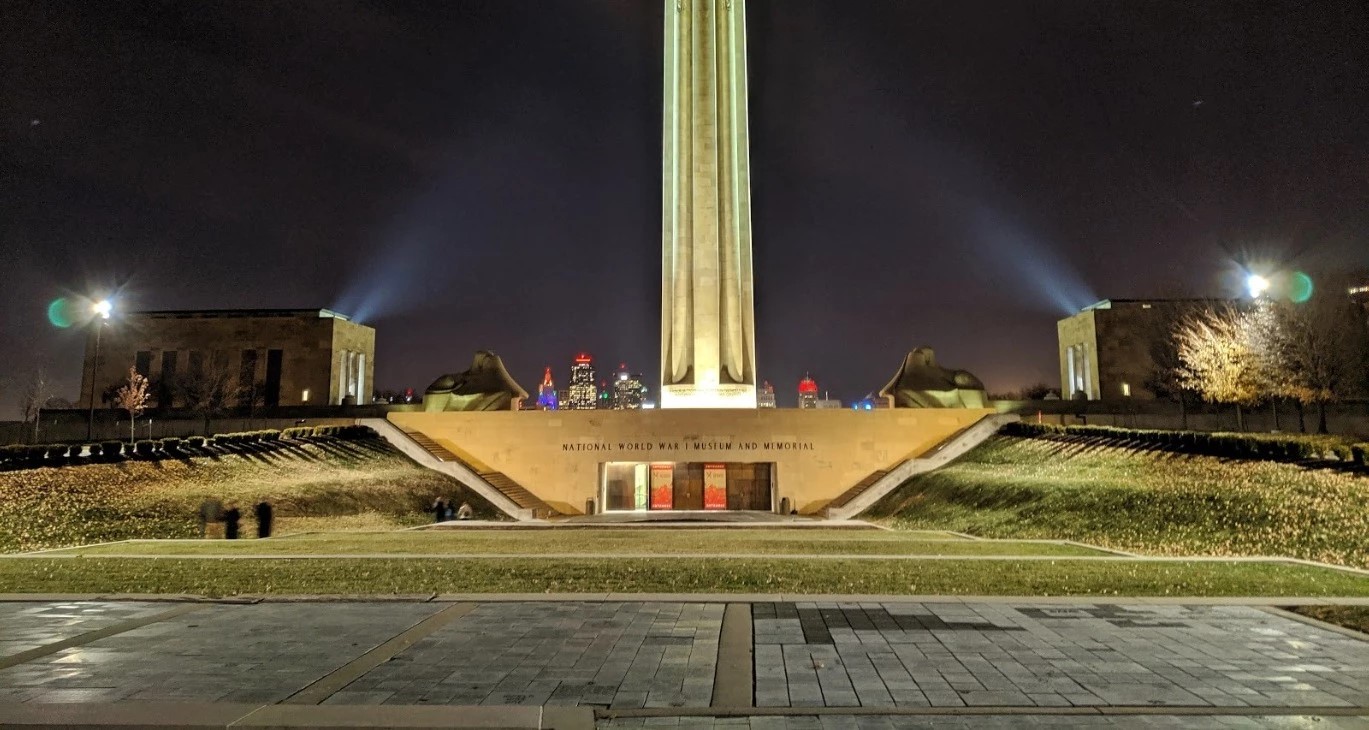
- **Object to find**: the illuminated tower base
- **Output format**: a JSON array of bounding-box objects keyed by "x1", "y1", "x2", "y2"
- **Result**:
[{"x1": 660, "y1": 382, "x2": 756, "y2": 410}]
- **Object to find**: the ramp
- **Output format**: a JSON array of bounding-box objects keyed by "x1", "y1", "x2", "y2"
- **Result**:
[{"x1": 824, "y1": 413, "x2": 1019, "y2": 520}]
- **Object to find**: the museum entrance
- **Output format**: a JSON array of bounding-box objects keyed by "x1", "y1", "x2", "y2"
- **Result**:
[{"x1": 600, "y1": 462, "x2": 774, "y2": 512}]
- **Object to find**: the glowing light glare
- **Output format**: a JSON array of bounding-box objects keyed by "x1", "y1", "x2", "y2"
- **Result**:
[
  {"x1": 47, "y1": 298, "x2": 75, "y2": 328},
  {"x1": 1246, "y1": 274, "x2": 1271, "y2": 299},
  {"x1": 92, "y1": 299, "x2": 113, "y2": 319},
  {"x1": 1289, "y1": 272, "x2": 1314, "y2": 304}
]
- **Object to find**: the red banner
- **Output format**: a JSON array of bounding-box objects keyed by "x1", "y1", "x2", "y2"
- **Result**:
[
  {"x1": 649, "y1": 463, "x2": 674, "y2": 510},
  {"x1": 704, "y1": 463, "x2": 727, "y2": 510}
]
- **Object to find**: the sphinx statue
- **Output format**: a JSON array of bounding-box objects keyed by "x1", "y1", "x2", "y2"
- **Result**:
[
  {"x1": 423, "y1": 351, "x2": 529, "y2": 412},
  {"x1": 878, "y1": 347, "x2": 988, "y2": 409}
]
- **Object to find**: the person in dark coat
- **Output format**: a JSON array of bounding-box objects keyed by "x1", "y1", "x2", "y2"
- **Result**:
[
  {"x1": 254, "y1": 501, "x2": 274, "y2": 539},
  {"x1": 198, "y1": 499, "x2": 222, "y2": 538},
  {"x1": 222, "y1": 502, "x2": 241, "y2": 540},
  {"x1": 432, "y1": 497, "x2": 448, "y2": 523}
]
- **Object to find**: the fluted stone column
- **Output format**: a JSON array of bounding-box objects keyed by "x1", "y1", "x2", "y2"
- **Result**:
[{"x1": 660, "y1": 0, "x2": 757, "y2": 409}]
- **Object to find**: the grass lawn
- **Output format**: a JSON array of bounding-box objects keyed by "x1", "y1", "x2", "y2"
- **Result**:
[
  {"x1": 0, "y1": 556, "x2": 1363, "y2": 596},
  {"x1": 1288, "y1": 605, "x2": 1369, "y2": 634},
  {"x1": 0, "y1": 438, "x2": 504, "y2": 553},
  {"x1": 865, "y1": 436, "x2": 1369, "y2": 569},
  {"x1": 40, "y1": 529, "x2": 1107, "y2": 557}
]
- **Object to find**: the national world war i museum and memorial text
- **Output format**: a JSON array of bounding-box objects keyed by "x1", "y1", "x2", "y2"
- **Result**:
[{"x1": 388, "y1": 0, "x2": 994, "y2": 517}]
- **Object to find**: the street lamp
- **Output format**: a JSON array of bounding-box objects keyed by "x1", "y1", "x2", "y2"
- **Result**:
[
  {"x1": 86, "y1": 299, "x2": 112, "y2": 441},
  {"x1": 1246, "y1": 274, "x2": 1271, "y2": 299}
]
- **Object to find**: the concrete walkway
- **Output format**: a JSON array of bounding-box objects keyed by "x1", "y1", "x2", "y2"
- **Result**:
[{"x1": 0, "y1": 598, "x2": 1365, "y2": 728}]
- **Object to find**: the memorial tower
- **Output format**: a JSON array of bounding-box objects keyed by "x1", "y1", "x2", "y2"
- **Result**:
[{"x1": 660, "y1": 0, "x2": 757, "y2": 408}]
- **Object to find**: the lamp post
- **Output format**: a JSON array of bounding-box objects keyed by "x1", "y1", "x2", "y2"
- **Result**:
[{"x1": 85, "y1": 299, "x2": 113, "y2": 441}]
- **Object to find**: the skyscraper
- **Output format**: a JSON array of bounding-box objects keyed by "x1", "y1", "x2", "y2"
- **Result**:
[
  {"x1": 756, "y1": 381, "x2": 776, "y2": 409},
  {"x1": 611, "y1": 363, "x2": 649, "y2": 410},
  {"x1": 536, "y1": 366, "x2": 558, "y2": 410},
  {"x1": 798, "y1": 375, "x2": 819, "y2": 410},
  {"x1": 567, "y1": 353, "x2": 597, "y2": 410}
]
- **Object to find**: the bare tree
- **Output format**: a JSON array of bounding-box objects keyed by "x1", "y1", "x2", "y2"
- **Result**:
[
  {"x1": 177, "y1": 354, "x2": 244, "y2": 435},
  {"x1": 1259, "y1": 277, "x2": 1369, "y2": 433},
  {"x1": 17, "y1": 369, "x2": 50, "y2": 444},
  {"x1": 114, "y1": 367, "x2": 151, "y2": 444},
  {"x1": 1174, "y1": 305, "x2": 1267, "y2": 430}
]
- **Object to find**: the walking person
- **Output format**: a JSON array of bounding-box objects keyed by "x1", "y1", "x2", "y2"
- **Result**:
[
  {"x1": 431, "y1": 497, "x2": 448, "y2": 523},
  {"x1": 197, "y1": 499, "x2": 221, "y2": 539},
  {"x1": 223, "y1": 502, "x2": 241, "y2": 540},
  {"x1": 254, "y1": 501, "x2": 274, "y2": 539}
]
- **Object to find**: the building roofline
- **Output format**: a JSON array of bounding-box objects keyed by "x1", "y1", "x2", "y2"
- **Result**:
[
  {"x1": 1078, "y1": 297, "x2": 1228, "y2": 312},
  {"x1": 127, "y1": 308, "x2": 353, "y2": 321}
]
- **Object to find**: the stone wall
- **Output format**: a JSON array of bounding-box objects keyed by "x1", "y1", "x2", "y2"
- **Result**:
[{"x1": 390, "y1": 408, "x2": 993, "y2": 515}]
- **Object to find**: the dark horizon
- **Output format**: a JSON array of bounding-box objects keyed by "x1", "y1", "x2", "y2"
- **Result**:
[{"x1": 4, "y1": 1, "x2": 1368, "y2": 413}]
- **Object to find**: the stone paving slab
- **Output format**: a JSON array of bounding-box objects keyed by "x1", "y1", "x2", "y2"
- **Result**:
[
  {"x1": 0, "y1": 601, "x2": 168, "y2": 662},
  {"x1": 0, "y1": 602, "x2": 443, "y2": 705},
  {"x1": 753, "y1": 603, "x2": 1369, "y2": 710},
  {"x1": 329, "y1": 602, "x2": 724, "y2": 709},
  {"x1": 596, "y1": 716, "x2": 1369, "y2": 729},
  {"x1": 0, "y1": 599, "x2": 1366, "y2": 724}
]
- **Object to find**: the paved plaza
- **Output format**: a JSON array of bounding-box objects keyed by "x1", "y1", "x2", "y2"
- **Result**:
[{"x1": 0, "y1": 599, "x2": 1365, "y2": 728}]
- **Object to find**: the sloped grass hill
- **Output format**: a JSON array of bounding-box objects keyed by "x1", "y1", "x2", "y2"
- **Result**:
[
  {"x1": 0, "y1": 436, "x2": 504, "y2": 553},
  {"x1": 863, "y1": 435, "x2": 1369, "y2": 569}
]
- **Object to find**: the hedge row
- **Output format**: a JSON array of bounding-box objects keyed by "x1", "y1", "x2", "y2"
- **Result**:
[
  {"x1": 1003, "y1": 421, "x2": 1368, "y2": 464},
  {"x1": 280, "y1": 424, "x2": 375, "y2": 440},
  {"x1": 0, "y1": 424, "x2": 378, "y2": 470}
]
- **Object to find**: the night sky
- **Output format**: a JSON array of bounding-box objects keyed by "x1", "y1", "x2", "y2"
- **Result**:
[{"x1": 4, "y1": 1, "x2": 1368, "y2": 411}]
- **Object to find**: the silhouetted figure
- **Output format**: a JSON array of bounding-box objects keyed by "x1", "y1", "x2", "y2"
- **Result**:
[
  {"x1": 432, "y1": 498, "x2": 448, "y2": 523},
  {"x1": 198, "y1": 499, "x2": 222, "y2": 539},
  {"x1": 456, "y1": 502, "x2": 473, "y2": 520},
  {"x1": 254, "y1": 501, "x2": 274, "y2": 539},
  {"x1": 223, "y1": 503, "x2": 241, "y2": 540}
]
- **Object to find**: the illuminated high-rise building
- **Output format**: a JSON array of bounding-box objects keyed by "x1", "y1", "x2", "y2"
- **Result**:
[
  {"x1": 536, "y1": 366, "x2": 558, "y2": 410},
  {"x1": 567, "y1": 353, "x2": 598, "y2": 410},
  {"x1": 611, "y1": 363, "x2": 649, "y2": 410},
  {"x1": 756, "y1": 381, "x2": 776, "y2": 409},
  {"x1": 798, "y1": 375, "x2": 819, "y2": 409}
]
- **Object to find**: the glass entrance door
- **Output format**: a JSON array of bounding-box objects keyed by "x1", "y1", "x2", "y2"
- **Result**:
[{"x1": 601, "y1": 461, "x2": 774, "y2": 512}]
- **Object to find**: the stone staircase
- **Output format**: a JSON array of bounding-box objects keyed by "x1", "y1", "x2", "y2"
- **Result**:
[
  {"x1": 393, "y1": 424, "x2": 561, "y2": 519},
  {"x1": 822, "y1": 466, "x2": 897, "y2": 515},
  {"x1": 361, "y1": 418, "x2": 561, "y2": 520},
  {"x1": 824, "y1": 413, "x2": 1020, "y2": 520}
]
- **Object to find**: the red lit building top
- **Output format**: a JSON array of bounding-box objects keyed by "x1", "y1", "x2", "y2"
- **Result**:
[
  {"x1": 575, "y1": 352, "x2": 593, "y2": 364},
  {"x1": 798, "y1": 376, "x2": 819, "y2": 395}
]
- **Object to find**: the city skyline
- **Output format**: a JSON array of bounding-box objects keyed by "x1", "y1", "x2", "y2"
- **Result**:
[{"x1": 5, "y1": 2, "x2": 1368, "y2": 418}]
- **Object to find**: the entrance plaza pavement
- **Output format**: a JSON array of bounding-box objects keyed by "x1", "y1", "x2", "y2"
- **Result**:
[{"x1": 0, "y1": 598, "x2": 1365, "y2": 729}]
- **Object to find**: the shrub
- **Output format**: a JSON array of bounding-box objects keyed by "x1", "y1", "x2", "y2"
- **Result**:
[
  {"x1": 0, "y1": 444, "x2": 25, "y2": 467},
  {"x1": 185, "y1": 436, "x2": 205, "y2": 449},
  {"x1": 44, "y1": 444, "x2": 68, "y2": 461},
  {"x1": 160, "y1": 437, "x2": 183, "y2": 454},
  {"x1": 134, "y1": 440, "x2": 158, "y2": 458},
  {"x1": 86, "y1": 443, "x2": 103, "y2": 459},
  {"x1": 1353, "y1": 444, "x2": 1368, "y2": 466},
  {"x1": 66, "y1": 444, "x2": 84, "y2": 459},
  {"x1": 102, "y1": 441, "x2": 124, "y2": 459}
]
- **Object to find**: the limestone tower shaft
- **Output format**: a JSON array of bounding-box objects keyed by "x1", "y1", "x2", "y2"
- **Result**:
[{"x1": 660, "y1": 0, "x2": 757, "y2": 409}]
